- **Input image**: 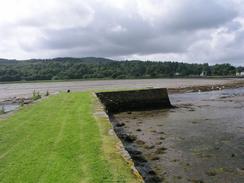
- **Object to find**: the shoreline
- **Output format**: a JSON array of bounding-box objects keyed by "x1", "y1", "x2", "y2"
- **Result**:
[
  {"x1": 0, "y1": 77, "x2": 243, "y2": 85},
  {"x1": 168, "y1": 80, "x2": 244, "y2": 94}
]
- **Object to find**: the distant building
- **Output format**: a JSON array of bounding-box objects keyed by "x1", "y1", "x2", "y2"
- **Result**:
[
  {"x1": 236, "y1": 71, "x2": 244, "y2": 76},
  {"x1": 175, "y1": 72, "x2": 180, "y2": 76},
  {"x1": 200, "y1": 71, "x2": 207, "y2": 77}
]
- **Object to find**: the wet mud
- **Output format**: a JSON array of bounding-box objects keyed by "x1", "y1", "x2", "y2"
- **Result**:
[{"x1": 110, "y1": 88, "x2": 244, "y2": 183}]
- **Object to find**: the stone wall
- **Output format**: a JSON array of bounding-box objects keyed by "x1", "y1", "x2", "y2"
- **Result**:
[{"x1": 96, "y1": 88, "x2": 172, "y2": 113}]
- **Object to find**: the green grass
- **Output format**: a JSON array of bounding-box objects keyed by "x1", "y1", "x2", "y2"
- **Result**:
[{"x1": 0, "y1": 92, "x2": 139, "y2": 183}]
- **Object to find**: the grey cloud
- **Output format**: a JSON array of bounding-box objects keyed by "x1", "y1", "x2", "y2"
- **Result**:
[
  {"x1": 160, "y1": 0, "x2": 237, "y2": 31},
  {"x1": 0, "y1": 0, "x2": 243, "y2": 65}
]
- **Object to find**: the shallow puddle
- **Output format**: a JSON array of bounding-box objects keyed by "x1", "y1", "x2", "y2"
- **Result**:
[
  {"x1": 111, "y1": 88, "x2": 244, "y2": 183},
  {"x1": 0, "y1": 103, "x2": 19, "y2": 113}
]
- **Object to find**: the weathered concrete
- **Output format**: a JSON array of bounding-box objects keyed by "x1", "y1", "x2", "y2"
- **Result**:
[{"x1": 96, "y1": 88, "x2": 172, "y2": 113}]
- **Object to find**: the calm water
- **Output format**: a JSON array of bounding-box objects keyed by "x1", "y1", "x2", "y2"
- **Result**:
[{"x1": 0, "y1": 104, "x2": 19, "y2": 113}]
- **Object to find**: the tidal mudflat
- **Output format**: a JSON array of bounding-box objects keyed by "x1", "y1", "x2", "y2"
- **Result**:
[
  {"x1": 1, "y1": 78, "x2": 243, "y2": 101},
  {"x1": 111, "y1": 88, "x2": 244, "y2": 183}
]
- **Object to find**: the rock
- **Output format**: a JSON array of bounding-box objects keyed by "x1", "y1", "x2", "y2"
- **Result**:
[
  {"x1": 155, "y1": 147, "x2": 167, "y2": 154},
  {"x1": 150, "y1": 156, "x2": 160, "y2": 161},
  {"x1": 145, "y1": 145, "x2": 155, "y2": 149},
  {"x1": 126, "y1": 147, "x2": 142, "y2": 156},
  {"x1": 145, "y1": 176, "x2": 162, "y2": 183},
  {"x1": 189, "y1": 179, "x2": 204, "y2": 183},
  {"x1": 156, "y1": 141, "x2": 162, "y2": 145},
  {"x1": 124, "y1": 134, "x2": 137, "y2": 142},
  {"x1": 132, "y1": 154, "x2": 147, "y2": 163},
  {"x1": 136, "y1": 140, "x2": 145, "y2": 145},
  {"x1": 206, "y1": 170, "x2": 217, "y2": 176},
  {"x1": 148, "y1": 170, "x2": 157, "y2": 175},
  {"x1": 116, "y1": 122, "x2": 125, "y2": 127}
]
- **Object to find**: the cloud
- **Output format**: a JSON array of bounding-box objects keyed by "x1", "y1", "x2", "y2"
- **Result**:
[{"x1": 0, "y1": 0, "x2": 243, "y2": 65}]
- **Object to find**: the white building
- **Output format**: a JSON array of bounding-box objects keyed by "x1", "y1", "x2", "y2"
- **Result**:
[
  {"x1": 175, "y1": 72, "x2": 180, "y2": 76},
  {"x1": 200, "y1": 71, "x2": 207, "y2": 77},
  {"x1": 236, "y1": 72, "x2": 244, "y2": 76}
]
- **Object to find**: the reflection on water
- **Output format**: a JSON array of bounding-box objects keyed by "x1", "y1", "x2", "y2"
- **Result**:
[
  {"x1": 0, "y1": 104, "x2": 19, "y2": 113},
  {"x1": 112, "y1": 87, "x2": 244, "y2": 183}
]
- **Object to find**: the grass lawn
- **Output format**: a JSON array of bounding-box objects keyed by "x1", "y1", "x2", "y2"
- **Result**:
[{"x1": 0, "y1": 92, "x2": 140, "y2": 183}]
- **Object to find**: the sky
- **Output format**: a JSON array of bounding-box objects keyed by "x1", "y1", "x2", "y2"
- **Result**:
[{"x1": 0, "y1": 0, "x2": 244, "y2": 65}]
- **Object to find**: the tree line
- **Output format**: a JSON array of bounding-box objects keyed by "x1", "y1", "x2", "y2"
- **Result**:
[{"x1": 0, "y1": 57, "x2": 243, "y2": 82}]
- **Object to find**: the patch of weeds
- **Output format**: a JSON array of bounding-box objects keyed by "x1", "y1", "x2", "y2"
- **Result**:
[
  {"x1": 45, "y1": 90, "x2": 50, "y2": 96},
  {"x1": 0, "y1": 106, "x2": 5, "y2": 114},
  {"x1": 206, "y1": 170, "x2": 217, "y2": 176},
  {"x1": 191, "y1": 145, "x2": 213, "y2": 158},
  {"x1": 32, "y1": 90, "x2": 42, "y2": 101},
  {"x1": 20, "y1": 98, "x2": 24, "y2": 107},
  {"x1": 175, "y1": 176, "x2": 182, "y2": 180},
  {"x1": 171, "y1": 159, "x2": 179, "y2": 162},
  {"x1": 206, "y1": 167, "x2": 225, "y2": 176},
  {"x1": 160, "y1": 137, "x2": 165, "y2": 140}
]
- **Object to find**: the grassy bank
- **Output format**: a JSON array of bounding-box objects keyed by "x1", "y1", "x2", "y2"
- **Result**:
[{"x1": 0, "y1": 92, "x2": 139, "y2": 183}]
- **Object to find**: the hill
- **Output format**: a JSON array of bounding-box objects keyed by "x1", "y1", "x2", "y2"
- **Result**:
[{"x1": 0, "y1": 57, "x2": 243, "y2": 82}]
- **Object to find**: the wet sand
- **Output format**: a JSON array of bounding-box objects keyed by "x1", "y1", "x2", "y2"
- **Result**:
[
  {"x1": 1, "y1": 78, "x2": 244, "y2": 101},
  {"x1": 111, "y1": 88, "x2": 244, "y2": 183}
]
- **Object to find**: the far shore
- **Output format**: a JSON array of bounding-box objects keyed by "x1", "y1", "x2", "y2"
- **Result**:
[{"x1": 0, "y1": 76, "x2": 244, "y2": 85}]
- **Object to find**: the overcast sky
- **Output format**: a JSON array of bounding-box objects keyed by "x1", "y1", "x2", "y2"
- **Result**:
[{"x1": 0, "y1": 0, "x2": 244, "y2": 65}]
